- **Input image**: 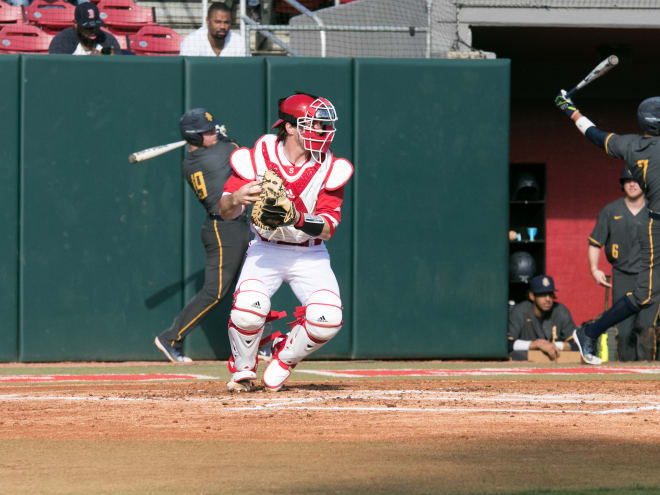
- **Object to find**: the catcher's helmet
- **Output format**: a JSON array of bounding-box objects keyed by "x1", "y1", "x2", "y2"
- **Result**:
[
  {"x1": 512, "y1": 171, "x2": 540, "y2": 201},
  {"x1": 509, "y1": 251, "x2": 536, "y2": 283},
  {"x1": 271, "y1": 92, "x2": 337, "y2": 162},
  {"x1": 179, "y1": 108, "x2": 218, "y2": 146},
  {"x1": 637, "y1": 97, "x2": 660, "y2": 136}
]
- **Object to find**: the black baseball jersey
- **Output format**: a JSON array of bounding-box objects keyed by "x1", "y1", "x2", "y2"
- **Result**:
[
  {"x1": 606, "y1": 134, "x2": 660, "y2": 212},
  {"x1": 183, "y1": 136, "x2": 237, "y2": 216},
  {"x1": 157, "y1": 135, "x2": 251, "y2": 355},
  {"x1": 588, "y1": 197, "x2": 647, "y2": 274},
  {"x1": 507, "y1": 300, "x2": 576, "y2": 343}
]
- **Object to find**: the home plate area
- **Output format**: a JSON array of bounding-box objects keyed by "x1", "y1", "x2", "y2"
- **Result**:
[{"x1": 0, "y1": 364, "x2": 658, "y2": 416}]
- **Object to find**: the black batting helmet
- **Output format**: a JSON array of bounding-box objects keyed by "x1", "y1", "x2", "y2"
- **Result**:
[
  {"x1": 619, "y1": 166, "x2": 634, "y2": 190},
  {"x1": 637, "y1": 97, "x2": 660, "y2": 136},
  {"x1": 509, "y1": 251, "x2": 536, "y2": 283},
  {"x1": 512, "y1": 172, "x2": 540, "y2": 201},
  {"x1": 179, "y1": 108, "x2": 218, "y2": 146}
]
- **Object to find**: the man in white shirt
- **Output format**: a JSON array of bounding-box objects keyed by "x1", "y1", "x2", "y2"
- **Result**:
[{"x1": 180, "y1": 2, "x2": 247, "y2": 57}]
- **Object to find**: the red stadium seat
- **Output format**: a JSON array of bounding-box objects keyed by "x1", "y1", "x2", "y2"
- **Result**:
[
  {"x1": 276, "y1": 0, "x2": 323, "y2": 15},
  {"x1": 0, "y1": 23, "x2": 53, "y2": 53},
  {"x1": 101, "y1": 27, "x2": 127, "y2": 50},
  {"x1": 0, "y1": 1, "x2": 23, "y2": 26},
  {"x1": 97, "y1": 0, "x2": 154, "y2": 34},
  {"x1": 25, "y1": 0, "x2": 74, "y2": 34},
  {"x1": 127, "y1": 24, "x2": 181, "y2": 56}
]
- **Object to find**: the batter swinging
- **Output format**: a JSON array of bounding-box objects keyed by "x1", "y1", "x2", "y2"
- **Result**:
[{"x1": 555, "y1": 91, "x2": 660, "y2": 364}]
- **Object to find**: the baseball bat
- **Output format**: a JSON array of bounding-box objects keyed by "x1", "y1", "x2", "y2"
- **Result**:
[
  {"x1": 128, "y1": 140, "x2": 187, "y2": 163},
  {"x1": 566, "y1": 55, "x2": 619, "y2": 97}
]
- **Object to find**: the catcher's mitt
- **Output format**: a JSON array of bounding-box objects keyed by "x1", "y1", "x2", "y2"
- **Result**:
[{"x1": 252, "y1": 169, "x2": 297, "y2": 230}]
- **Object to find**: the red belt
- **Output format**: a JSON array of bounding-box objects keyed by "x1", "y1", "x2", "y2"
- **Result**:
[{"x1": 257, "y1": 233, "x2": 322, "y2": 247}]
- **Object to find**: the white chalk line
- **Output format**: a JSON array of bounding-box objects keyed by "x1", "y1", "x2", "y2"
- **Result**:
[
  {"x1": 1, "y1": 389, "x2": 659, "y2": 415},
  {"x1": 297, "y1": 367, "x2": 660, "y2": 377},
  {"x1": 0, "y1": 374, "x2": 216, "y2": 383}
]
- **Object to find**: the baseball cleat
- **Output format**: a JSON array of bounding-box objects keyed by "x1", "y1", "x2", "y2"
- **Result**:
[
  {"x1": 154, "y1": 336, "x2": 193, "y2": 363},
  {"x1": 262, "y1": 358, "x2": 291, "y2": 392},
  {"x1": 572, "y1": 327, "x2": 602, "y2": 365},
  {"x1": 227, "y1": 370, "x2": 257, "y2": 393},
  {"x1": 226, "y1": 379, "x2": 255, "y2": 393}
]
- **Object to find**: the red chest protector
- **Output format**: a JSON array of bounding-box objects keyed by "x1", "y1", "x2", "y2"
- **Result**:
[{"x1": 261, "y1": 141, "x2": 321, "y2": 215}]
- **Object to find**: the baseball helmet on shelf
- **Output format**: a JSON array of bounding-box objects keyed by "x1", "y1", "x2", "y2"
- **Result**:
[
  {"x1": 509, "y1": 251, "x2": 536, "y2": 283},
  {"x1": 512, "y1": 171, "x2": 540, "y2": 201},
  {"x1": 179, "y1": 108, "x2": 218, "y2": 146},
  {"x1": 637, "y1": 97, "x2": 660, "y2": 136},
  {"x1": 271, "y1": 92, "x2": 337, "y2": 162}
]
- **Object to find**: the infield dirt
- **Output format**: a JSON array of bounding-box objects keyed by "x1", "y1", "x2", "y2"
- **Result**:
[{"x1": 0, "y1": 369, "x2": 659, "y2": 494}]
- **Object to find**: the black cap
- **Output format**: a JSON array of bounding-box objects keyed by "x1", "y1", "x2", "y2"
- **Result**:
[
  {"x1": 75, "y1": 2, "x2": 103, "y2": 28},
  {"x1": 620, "y1": 166, "x2": 634, "y2": 184},
  {"x1": 529, "y1": 275, "x2": 556, "y2": 294}
]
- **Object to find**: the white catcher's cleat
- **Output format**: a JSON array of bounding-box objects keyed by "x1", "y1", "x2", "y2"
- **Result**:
[
  {"x1": 227, "y1": 370, "x2": 257, "y2": 393},
  {"x1": 262, "y1": 358, "x2": 292, "y2": 392}
]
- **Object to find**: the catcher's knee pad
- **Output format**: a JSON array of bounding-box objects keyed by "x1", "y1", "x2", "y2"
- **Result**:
[
  {"x1": 228, "y1": 279, "x2": 270, "y2": 373},
  {"x1": 304, "y1": 289, "x2": 343, "y2": 341},
  {"x1": 277, "y1": 290, "x2": 342, "y2": 366},
  {"x1": 231, "y1": 279, "x2": 271, "y2": 331}
]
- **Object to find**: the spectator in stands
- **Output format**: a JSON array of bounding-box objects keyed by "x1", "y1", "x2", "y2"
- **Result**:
[
  {"x1": 179, "y1": 2, "x2": 247, "y2": 57},
  {"x1": 49, "y1": 2, "x2": 121, "y2": 55},
  {"x1": 508, "y1": 275, "x2": 577, "y2": 361}
]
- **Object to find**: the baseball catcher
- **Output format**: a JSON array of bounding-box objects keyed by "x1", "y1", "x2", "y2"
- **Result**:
[{"x1": 219, "y1": 91, "x2": 353, "y2": 392}]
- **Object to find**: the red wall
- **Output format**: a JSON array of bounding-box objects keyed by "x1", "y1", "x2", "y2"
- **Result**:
[{"x1": 510, "y1": 100, "x2": 639, "y2": 325}]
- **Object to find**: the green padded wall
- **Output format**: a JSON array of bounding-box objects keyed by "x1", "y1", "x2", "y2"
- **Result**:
[
  {"x1": 353, "y1": 59, "x2": 510, "y2": 358},
  {"x1": 20, "y1": 56, "x2": 184, "y2": 361},
  {"x1": 0, "y1": 56, "x2": 19, "y2": 362},
  {"x1": 182, "y1": 58, "x2": 267, "y2": 359},
  {"x1": 0, "y1": 56, "x2": 510, "y2": 361}
]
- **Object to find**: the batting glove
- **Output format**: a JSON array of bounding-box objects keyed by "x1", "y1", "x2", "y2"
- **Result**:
[{"x1": 555, "y1": 89, "x2": 578, "y2": 118}]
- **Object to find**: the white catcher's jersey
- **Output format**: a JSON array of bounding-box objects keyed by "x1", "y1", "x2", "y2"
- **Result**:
[{"x1": 229, "y1": 134, "x2": 353, "y2": 244}]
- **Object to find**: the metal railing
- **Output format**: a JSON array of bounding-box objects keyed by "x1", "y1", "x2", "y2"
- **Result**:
[{"x1": 240, "y1": 0, "x2": 432, "y2": 58}]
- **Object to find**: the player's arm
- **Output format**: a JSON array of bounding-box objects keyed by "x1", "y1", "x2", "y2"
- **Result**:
[
  {"x1": 220, "y1": 174, "x2": 261, "y2": 220},
  {"x1": 508, "y1": 306, "x2": 559, "y2": 359},
  {"x1": 296, "y1": 187, "x2": 345, "y2": 241},
  {"x1": 555, "y1": 90, "x2": 613, "y2": 149},
  {"x1": 557, "y1": 307, "x2": 579, "y2": 351},
  {"x1": 587, "y1": 243, "x2": 611, "y2": 287},
  {"x1": 293, "y1": 211, "x2": 332, "y2": 240}
]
